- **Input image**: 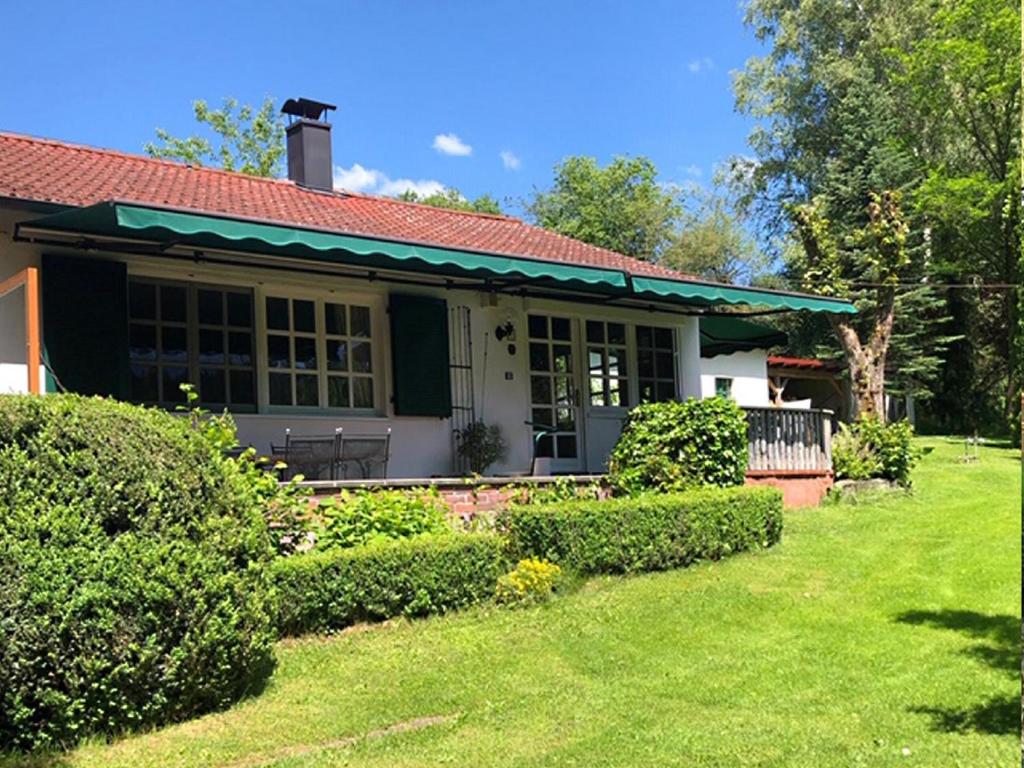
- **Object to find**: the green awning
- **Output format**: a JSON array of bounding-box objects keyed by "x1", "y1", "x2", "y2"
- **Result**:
[
  {"x1": 632, "y1": 276, "x2": 856, "y2": 314},
  {"x1": 22, "y1": 202, "x2": 628, "y2": 291},
  {"x1": 19, "y1": 201, "x2": 856, "y2": 315},
  {"x1": 700, "y1": 316, "x2": 788, "y2": 357}
]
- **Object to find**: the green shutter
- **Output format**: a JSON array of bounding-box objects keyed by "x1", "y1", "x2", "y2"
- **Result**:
[
  {"x1": 42, "y1": 254, "x2": 129, "y2": 398},
  {"x1": 389, "y1": 294, "x2": 452, "y2": 417}
]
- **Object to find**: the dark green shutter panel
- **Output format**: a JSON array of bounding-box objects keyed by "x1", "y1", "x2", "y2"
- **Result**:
[
  {"x1": 42, "y1": 254, "x2": 129, "y2": 398},
  {"x1": 389, "y1": 294, "x2": 452, "y2": 417}
]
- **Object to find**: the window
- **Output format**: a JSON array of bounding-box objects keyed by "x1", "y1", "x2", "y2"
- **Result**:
[
  {"x1": 636, "y1": 325, "x2": 677, "y2": 402},
  {"x1": 585, "y1": 320, "x2": 628, "y2": 407},
  {"x1": 715, "y1": 377, "x2": 734, "y2": 399},
  {"x1": 128, "y1": 280, "x2": 255, "y2": 408},
  {"x1": 265, "y1": 295, "x2": 375, "y2": 410}
]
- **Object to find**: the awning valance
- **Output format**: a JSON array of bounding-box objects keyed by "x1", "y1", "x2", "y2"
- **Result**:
[
  {"x1": 18, "y1": 201, "x2": 857, "y2": 315},
  {"x1": 699, "y1": 316, "x2": 788, "y2": 357}
]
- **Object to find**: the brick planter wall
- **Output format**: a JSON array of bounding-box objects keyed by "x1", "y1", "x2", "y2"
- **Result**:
[{"x1": 745, "y1": 469, "x2": 833, "y2": 508}]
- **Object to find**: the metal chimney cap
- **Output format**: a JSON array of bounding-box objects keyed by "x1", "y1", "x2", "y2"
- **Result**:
[{"x1": 281, "y1": 98, "x2": 337, "y2": 122}]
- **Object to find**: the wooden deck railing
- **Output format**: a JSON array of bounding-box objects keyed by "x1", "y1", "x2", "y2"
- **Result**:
[{"x1": 743, "y1": 406, "x2": 833, "y2": 472}]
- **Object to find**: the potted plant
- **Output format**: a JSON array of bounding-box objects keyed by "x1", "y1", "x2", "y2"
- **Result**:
[{"x1": 456, "y1": 420, "x2": 507, "y2": 475}]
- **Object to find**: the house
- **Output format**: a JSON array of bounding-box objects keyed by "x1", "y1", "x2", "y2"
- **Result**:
[
  {"x1": 0, "y1": 98, "x2": 855, "y2": 479},
  {"x1": 698, "y1": 315, "x2": 787, "y2": 407}
]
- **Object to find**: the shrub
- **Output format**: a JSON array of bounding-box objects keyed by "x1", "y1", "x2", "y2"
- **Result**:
[
  {"x1": 499, "y1": 486, "x2": 782, "y2": 575},
  {"x1": 507, "y1": 476, "x2": 606, "y2": 506},
  {"x1": 272, "y1": 533, "x2": 506, "y2": 635},
  {"x1": 315, "y1": 487, "x2": 450, "y2": 550},
  {"x1": 495, "y1": 558, "x2": 563, "y2": 607},
  {"x1": 0, "y1": 395, "x2": 276, "y2": 751},
  {"x1": 832, "y1": 417, "x2": 919, "y2": 486},
  {"x1": 456, "y1": 420, "x2": 507, "y2": 474},
  {"x1": 608, "y1": 398, "x2": 748, "y2": 495}
]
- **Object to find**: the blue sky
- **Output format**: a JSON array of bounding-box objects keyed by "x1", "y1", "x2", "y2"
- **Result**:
[{"x1": 2, "y1": 1, "x2": 762, "y2": 213}]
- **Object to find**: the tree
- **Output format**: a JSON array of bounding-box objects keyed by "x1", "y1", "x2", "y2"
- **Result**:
[
  {"x1": 397, "y1": 187, "x2": 504, "y2": 215},
  {"x1": 734, "y1": 0, "x2": 957, "y2": 420},
  {"x1": 145, "y1": 97, "x2": 285, "y2": 177},
  {"x1": 661, "y1": 186, "x2": 773, "y2": 284},
  {"x1": 527, "y1": 156, "x2": 682, "y2": 260}
]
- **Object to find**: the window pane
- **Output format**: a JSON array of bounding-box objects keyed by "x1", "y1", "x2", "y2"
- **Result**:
[
  {"x1": 588, "y1": 348, "x2": 604, "y2": 376},
  {"x1": 535, "y1": 433, "x2": 554, "y2": 458},
  {"x1": 227, "y1": 292, "x2": 252, "y2": 327},
  {"x1": 656, "y1": 381, "x2": 676, "y2": 402},
  {"x1": 324, "y1": 303, "x2": 347, "y2": 336},
  {"x1": 556, "y1": 407, "x2": 575, "y2": 431},
  {"x1": 162, "y1": 366, "x2": 188, "y2": 402},
  {"x1": 530, "y1": 375, "x2": 552, "y2": 404},
  {"x1": 293, "y1": 300, "x2": 315, "y2": 333},
  {"x1": 228, "y1": 332, "x2": 252, "y2": 366},
  {"x1": 267, "y1": 334, "x2": 291, "y2": 368},
  {"x1": 556, "y1": 434, "x2": 577, "y2": 459},
  {"x1": 636, "y1": 325, "x2": 653, "y2": 348},
  {"x1": 656, "y1": 352, "x2": 674, "y2": 378},
  {"x1": 294, "y1": 337, "x2": 317, "y2": 370},
  {"x1": 327, "y1": 376, "x2": 350, "y2": 408},
  {"x1": 269, "y1": 372, "x2": 291, "y2": 405},
  {"x1": 350, "y1": 305, "x2": 371, "y2": 337},
  {"x1": 129, "y1": 282, "x2": 156, "y2": 320},
  {"x1": 555, "y1": 377, "x2": 572, "y2": 405},
  {"x1": 350, "y1": 341, "x2": 372, "y2": 373},
  {"x1": 352, "y1": 377, "x2": 374, "y2": 408},
  {"x1": 130, "y1": 364, "x2": 158, "y2": 401},
  {"x1": 129, "y1": 324, "x2": 156, "y2": 362},
  {"x1": 229, "y1": 370, "x2": 255, "y2": 405},
  {"x1": 198, "y1": 329, "x2": 224, "y2": 364},
  {"x1": 295, "y1": 374, "x2": 319, "y2": 406},
  {"x1": 552, "y1": 345, "x2": 572, "y2": 373},
  {"x1": 532, "y1": 408, "x2": 553, "y2": 430},
  {"x1": 160, "y1": 286, "x2": 186, "y2": 322},
  {"x1": 160, "y1": 326, "x2": 188, "y2": 363},
  {"x1": 608, "y1": 347, "x2": 627, "y2": 378},
  {"x1": 585, "y1": 320, "x2": 604, "y2": 343},
  {"x1": 639, "y1": 380, "x2": 655, "y2": 403},
  {"x1": 528, "y1": 315, "x2": 548, "y2": 339},
  {"x1": 198, "y1": 289, "x2": 223, "y2": 325},
  {"x1": 529, "y1": 343, "x2": 549, "y2": 372},
  {"x1": 266, "y1": 297, "x2": 289, "y2": 330},
  {"x1": 638, "y1": 349, "x2": 654, "y2": 378},
  {"x1": 551, "y1": 317, "x2": 571, "y2": 340},
  {"x1": 655, "y1": 327, "x2": 673, "y2": 349},
  {"x1": 200, "y1": 367, "x2": 226, "y2": 403},
  {"x1": 326, "y1": 339, "x2": 348, "y2": 371},
  {"x1": 608, "y1": 322, "x2": 626, "y2": 345},
  {"x1": 590, "y1": 376, "x2": 605, "y2": 406}
]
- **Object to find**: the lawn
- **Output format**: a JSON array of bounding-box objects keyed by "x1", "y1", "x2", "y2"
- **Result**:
[{"x1": 21, "y1": 438, "x2": 1022, "y2": 768}]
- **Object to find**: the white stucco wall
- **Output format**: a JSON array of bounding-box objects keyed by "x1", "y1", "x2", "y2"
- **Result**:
[
  {"x1": 0, "y1": 206, "x2": 705, "y2": 476},
  {"x1": 699, "y1": 350, "x2": 770, "y2": 407}
]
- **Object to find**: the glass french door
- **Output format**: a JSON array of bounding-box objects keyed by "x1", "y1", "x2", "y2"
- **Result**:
[{"x1": 527, "y1": 314, "x2": 582, "y2": 472}]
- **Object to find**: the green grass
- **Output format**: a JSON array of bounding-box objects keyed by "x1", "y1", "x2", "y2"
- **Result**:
[{"x1": 15, "y1": 438, "x2": 1022, "y2": 768}]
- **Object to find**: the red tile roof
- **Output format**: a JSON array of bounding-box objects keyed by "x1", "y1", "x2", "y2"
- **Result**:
[
  {"x1": 0, "y1": 131, "x2": 688, "y2": 280},
  {"x1": 767, "y1": 355, "x2": 843, "y2": 372}
]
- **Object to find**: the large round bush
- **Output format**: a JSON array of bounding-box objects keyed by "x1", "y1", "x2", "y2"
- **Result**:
[
  {"x1": 608, "y1": 398, "x2": 748, "y2": 495},
  {"x1": 0, "y1": 395, "x2": 276, "y2": 751}
]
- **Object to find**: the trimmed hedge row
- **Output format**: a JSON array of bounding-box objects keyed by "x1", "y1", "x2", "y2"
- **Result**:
[
  {"x1": 272, "y1": 533, "x2": 507, "y2": 636},
  {"x1": 499, "y1": 485, "x2": 783, "y2": 574}
]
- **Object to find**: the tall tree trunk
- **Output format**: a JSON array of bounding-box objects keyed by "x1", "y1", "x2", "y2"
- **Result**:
[{"x1": 829, "y1": 283, "x2": 896, "y2": 421}]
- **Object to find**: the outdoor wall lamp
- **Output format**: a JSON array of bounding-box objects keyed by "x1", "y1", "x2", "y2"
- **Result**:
[{"x1": 495, "y1": 320, "x2": 516, "y2": 342}]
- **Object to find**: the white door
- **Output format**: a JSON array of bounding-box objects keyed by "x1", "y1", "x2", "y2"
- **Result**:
[{"x1": 527, "y1": 313, "x2": 583, "y2": 473}]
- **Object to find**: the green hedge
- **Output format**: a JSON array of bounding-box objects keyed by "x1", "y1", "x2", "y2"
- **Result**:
[
  {"x1": 272, "y1": 533, "x2": 507, "y2": 635},
  {"x1": 0, "y1": 395, "x2": 276, "y2": 752},
  {"x1": 499, "y1": 486, "x2": 783, "y2": 574}
]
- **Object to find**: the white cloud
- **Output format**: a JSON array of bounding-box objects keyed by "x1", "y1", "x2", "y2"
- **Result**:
[
  {"x1": 432, "y1": 133, "x2": 473, "y2": 157},
  {"x1": 688, "y1": 57, "x2": 714, "y2": 73},
  {"x1": 684, "y1": 164, "x2": 703, "y2": 178},
  {"x1": 500, "y1": 150, "x2": 521, "y2": 170},
  {"x1": 333, "y1": 163, "x2": 445, "y2": 198}
]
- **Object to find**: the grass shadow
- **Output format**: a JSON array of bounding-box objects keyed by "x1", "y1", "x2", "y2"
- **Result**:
[{"x1": 894, "y1": 609, "x2": 1020, "y2": 736}]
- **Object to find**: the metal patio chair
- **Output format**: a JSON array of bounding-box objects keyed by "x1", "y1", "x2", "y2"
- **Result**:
[
  {"x1": 271, "y1": 428, "x2": 343, "y2": 481},
  {"x1": 338, "y1": 428, "x2": 391, "y2": 479}
]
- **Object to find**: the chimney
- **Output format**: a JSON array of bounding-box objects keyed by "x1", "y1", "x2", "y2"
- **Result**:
[{"x1": 281, "y1": 97, "x2": 337, "y2": 191}]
